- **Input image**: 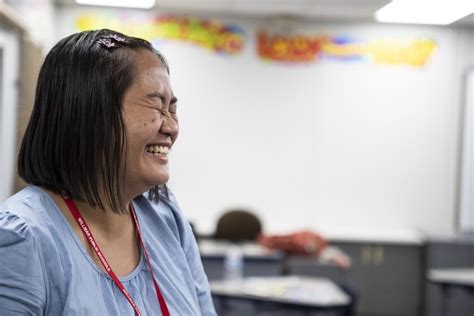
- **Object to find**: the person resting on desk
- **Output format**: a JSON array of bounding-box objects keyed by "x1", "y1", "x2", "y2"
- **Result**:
[
  {"x1": 0, "y1": 29, "x2": 216, "y2": 315},
  {"x1": 258, "y1": 230, "x2": 352, "y2": 270}
]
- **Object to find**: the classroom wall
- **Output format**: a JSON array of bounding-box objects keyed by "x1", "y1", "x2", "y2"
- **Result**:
[
  {"x1": 5, "y1": 0, "x2": 56, "y2": 50},
  {"x1": 54, "y1": 6, "x2": 474, "y2": 237},
  {"x1": 0, "y1": 26, "x2": 19, "y2": 201},
  {"x1": 0, "y1": 0, "x2": 53, "y2": 200}
]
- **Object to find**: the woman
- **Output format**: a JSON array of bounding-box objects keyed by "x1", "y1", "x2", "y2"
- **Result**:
[{"x1": 0, "y1": 29, "x2": 216, "y2": 315}]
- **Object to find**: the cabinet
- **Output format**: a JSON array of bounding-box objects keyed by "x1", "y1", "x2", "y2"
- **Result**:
[{"x1": 287, "y1": 241, "x2": 424, "y2": 316}]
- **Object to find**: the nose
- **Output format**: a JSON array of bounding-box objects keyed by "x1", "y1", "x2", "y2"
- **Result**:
[{"x1": 159, "y1": 114, "x2": 179, "y2": 141}]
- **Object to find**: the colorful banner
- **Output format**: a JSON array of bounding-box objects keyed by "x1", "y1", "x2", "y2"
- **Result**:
[
  {"x1": 76, "y1": 14, "x2": 246, "y2": 55},
  {"x1": 257, "y1": 31, "x2": 436, "y2": 67}
]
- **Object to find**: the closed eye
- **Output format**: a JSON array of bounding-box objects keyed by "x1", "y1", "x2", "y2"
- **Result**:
[
  {"x1": 147, "y1": 92, "x2": 166, "y2": 104},
  {"x1": 169, "y1": 98, "x2": 178, "y2": 114},
  {"x1": 141, "y1": 105, "x2": 164, "y2": 114},
  {"x1": 143, "y1": 92, "x2": 178, "y2": 116}
]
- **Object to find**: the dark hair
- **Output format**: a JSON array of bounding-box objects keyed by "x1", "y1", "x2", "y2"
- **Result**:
[{"x1": 18, "y1": 29, "x2": 169, "y2": 213}]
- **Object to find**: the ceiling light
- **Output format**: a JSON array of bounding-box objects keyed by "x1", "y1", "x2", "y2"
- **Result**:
[
  {"x1": 75, "y1": 0, "x2": 156, "y2": 9},
  {"x1": 375, "y1": 0, "x2": 474, "y2": 25}
]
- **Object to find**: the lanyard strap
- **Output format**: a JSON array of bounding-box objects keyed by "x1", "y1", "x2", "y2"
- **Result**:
[
  {"x1": 62, "y1": 195, "x2": 170, "y2": 316},
  {"x1": 129, "y1": 203, "x2": 169, "y2": 316}
]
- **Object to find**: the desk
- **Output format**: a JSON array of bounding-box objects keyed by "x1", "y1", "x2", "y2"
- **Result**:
[
  {"x1": 427, "y1": 268, "x2": 474, "y2": 316},
  {"x1": 199, "y1": 240, "x2": 284, "y2": 280},
  {"x1": 424, "y1": 235, "x2": 474, "y2": 316},
  {"x1": 211, "y1": 276, "x2": 352, "y2": 316}
]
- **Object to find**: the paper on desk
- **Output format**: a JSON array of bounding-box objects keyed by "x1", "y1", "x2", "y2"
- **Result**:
[{"x1": 240, "y1": 276, "x2": 350, "y2": 306}]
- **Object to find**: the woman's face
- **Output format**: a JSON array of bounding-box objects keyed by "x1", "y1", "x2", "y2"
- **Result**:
[{"x1": 121, "y1": 49, "x2": 179, "y2": 197}]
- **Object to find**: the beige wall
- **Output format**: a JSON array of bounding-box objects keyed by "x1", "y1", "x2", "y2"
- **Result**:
[{"x1": 14, "y1": 38, "x2": 43, "y2": 192}]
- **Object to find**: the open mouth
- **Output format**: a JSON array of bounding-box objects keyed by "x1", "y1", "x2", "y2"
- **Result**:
[{"x1": 145, "y1": 144, "x2": 170, "y2": 157}]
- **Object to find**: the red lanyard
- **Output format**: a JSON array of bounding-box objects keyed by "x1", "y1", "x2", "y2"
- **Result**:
[{"x1": 62, "y1": 194, "x2": 170, "y2": 316}]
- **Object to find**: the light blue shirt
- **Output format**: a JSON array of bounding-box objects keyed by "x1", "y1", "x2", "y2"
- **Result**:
[{"x1": 0, "y1": 185, "x2": 217, "y2": 315}]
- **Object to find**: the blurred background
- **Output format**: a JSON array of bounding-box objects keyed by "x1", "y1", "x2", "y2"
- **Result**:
[{"x1": 0, "y1": 0, "x2": 473, "y2": 315}]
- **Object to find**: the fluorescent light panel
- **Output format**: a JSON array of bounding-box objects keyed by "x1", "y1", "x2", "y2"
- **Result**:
[
  {"x1": 76, "y1": 0, "x2": 156, "y2": 9},
  {"x1": 375, "y1": 0, "x2": 474, "y2": 25}
]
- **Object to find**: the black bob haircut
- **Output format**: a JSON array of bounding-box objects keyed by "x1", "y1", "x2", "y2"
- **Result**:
[{"x1": 18, "y1": 29, "x2": 169, "y2": 213}]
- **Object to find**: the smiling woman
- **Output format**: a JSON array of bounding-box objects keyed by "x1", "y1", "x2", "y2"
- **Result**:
[
  {"x1": 121, "y1": 50, "x2": 179, "y2": 197},
  {"x1": 0, "y1": 29, "x2": 216, "y2": 315}
]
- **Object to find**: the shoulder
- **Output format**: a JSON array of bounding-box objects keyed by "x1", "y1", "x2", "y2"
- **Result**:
[
  {"x1": 0, "y1": 185, "x2": 62, "y2": 261},
  {"x1": 0, "y1": 186, "x2": 53, "y2": 262},
  {"x1": 0, "y1": 188, "x2": 40, "y2": 255},
  {"x1": 0, "y1": 186, "x2": 55, "y2": 236},
  {"x1": 0, "y1": 187, "x2": 48, "y2": 314}
]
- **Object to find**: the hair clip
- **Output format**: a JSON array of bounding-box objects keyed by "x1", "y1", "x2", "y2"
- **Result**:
[
  {"x1": 97, "y1": 38, "x2": 116, "y2": 48},
  {"x1": 106, "y1": 34, "x2": 126, "y2": 43},
  {"x1": 97, "y1": 34, "x2": 127, "y2": 49}
]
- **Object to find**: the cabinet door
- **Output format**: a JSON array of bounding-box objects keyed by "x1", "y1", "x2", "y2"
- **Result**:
[
  {"x1": 333, "y1": 242, "x2": 422, "y2": 316},
  {"x1": 338, "y1": 243, "x2": 374, "y2": 315},
  {"x1": 368, "y1": 245, "x2": 422, "y2": 316}
]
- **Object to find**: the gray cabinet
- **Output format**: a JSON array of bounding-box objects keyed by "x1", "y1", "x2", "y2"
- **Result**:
[{"x1": 287, "y1": 241, "x2": 424, "y2": 316}]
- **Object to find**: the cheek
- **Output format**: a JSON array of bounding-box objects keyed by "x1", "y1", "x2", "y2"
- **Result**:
[{"x1": 128, "y1": 118, "x2": 157, "y2": 138}]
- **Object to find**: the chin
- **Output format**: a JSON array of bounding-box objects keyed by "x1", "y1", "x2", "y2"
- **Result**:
[{"x1": 147, "y1": 174, "x2": 170, "y2": 187}]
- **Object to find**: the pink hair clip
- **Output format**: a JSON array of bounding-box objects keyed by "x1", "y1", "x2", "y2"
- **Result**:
[
  {"x1": 97, "y1": 34, "x2": 127, "y2": 49},
  {"x1": 97, "y1": 38, "x2": 116, "y2": 48},
  {"x1": 106, "y1": 34, "x2": 126, "y2": 43}
]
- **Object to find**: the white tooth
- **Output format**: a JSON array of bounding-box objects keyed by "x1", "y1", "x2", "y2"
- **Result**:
[
  {"x1": 160, "y1": 146, "x2": 165, "y2": 153},
  {"x1": 154, "y1": 145, "x2": 159, "y2": 153},
  {"x1": 164, "y1": 147, "x2": 169, "y2": 154}
]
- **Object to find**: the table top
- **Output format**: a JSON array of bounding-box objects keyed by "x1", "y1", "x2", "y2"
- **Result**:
[
  {"x1": 427, "y1": 268, "x2": 474, "y2": 287},
  {"x1": 211, "y1": 276, "x2": 351, "y2": 308}
]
